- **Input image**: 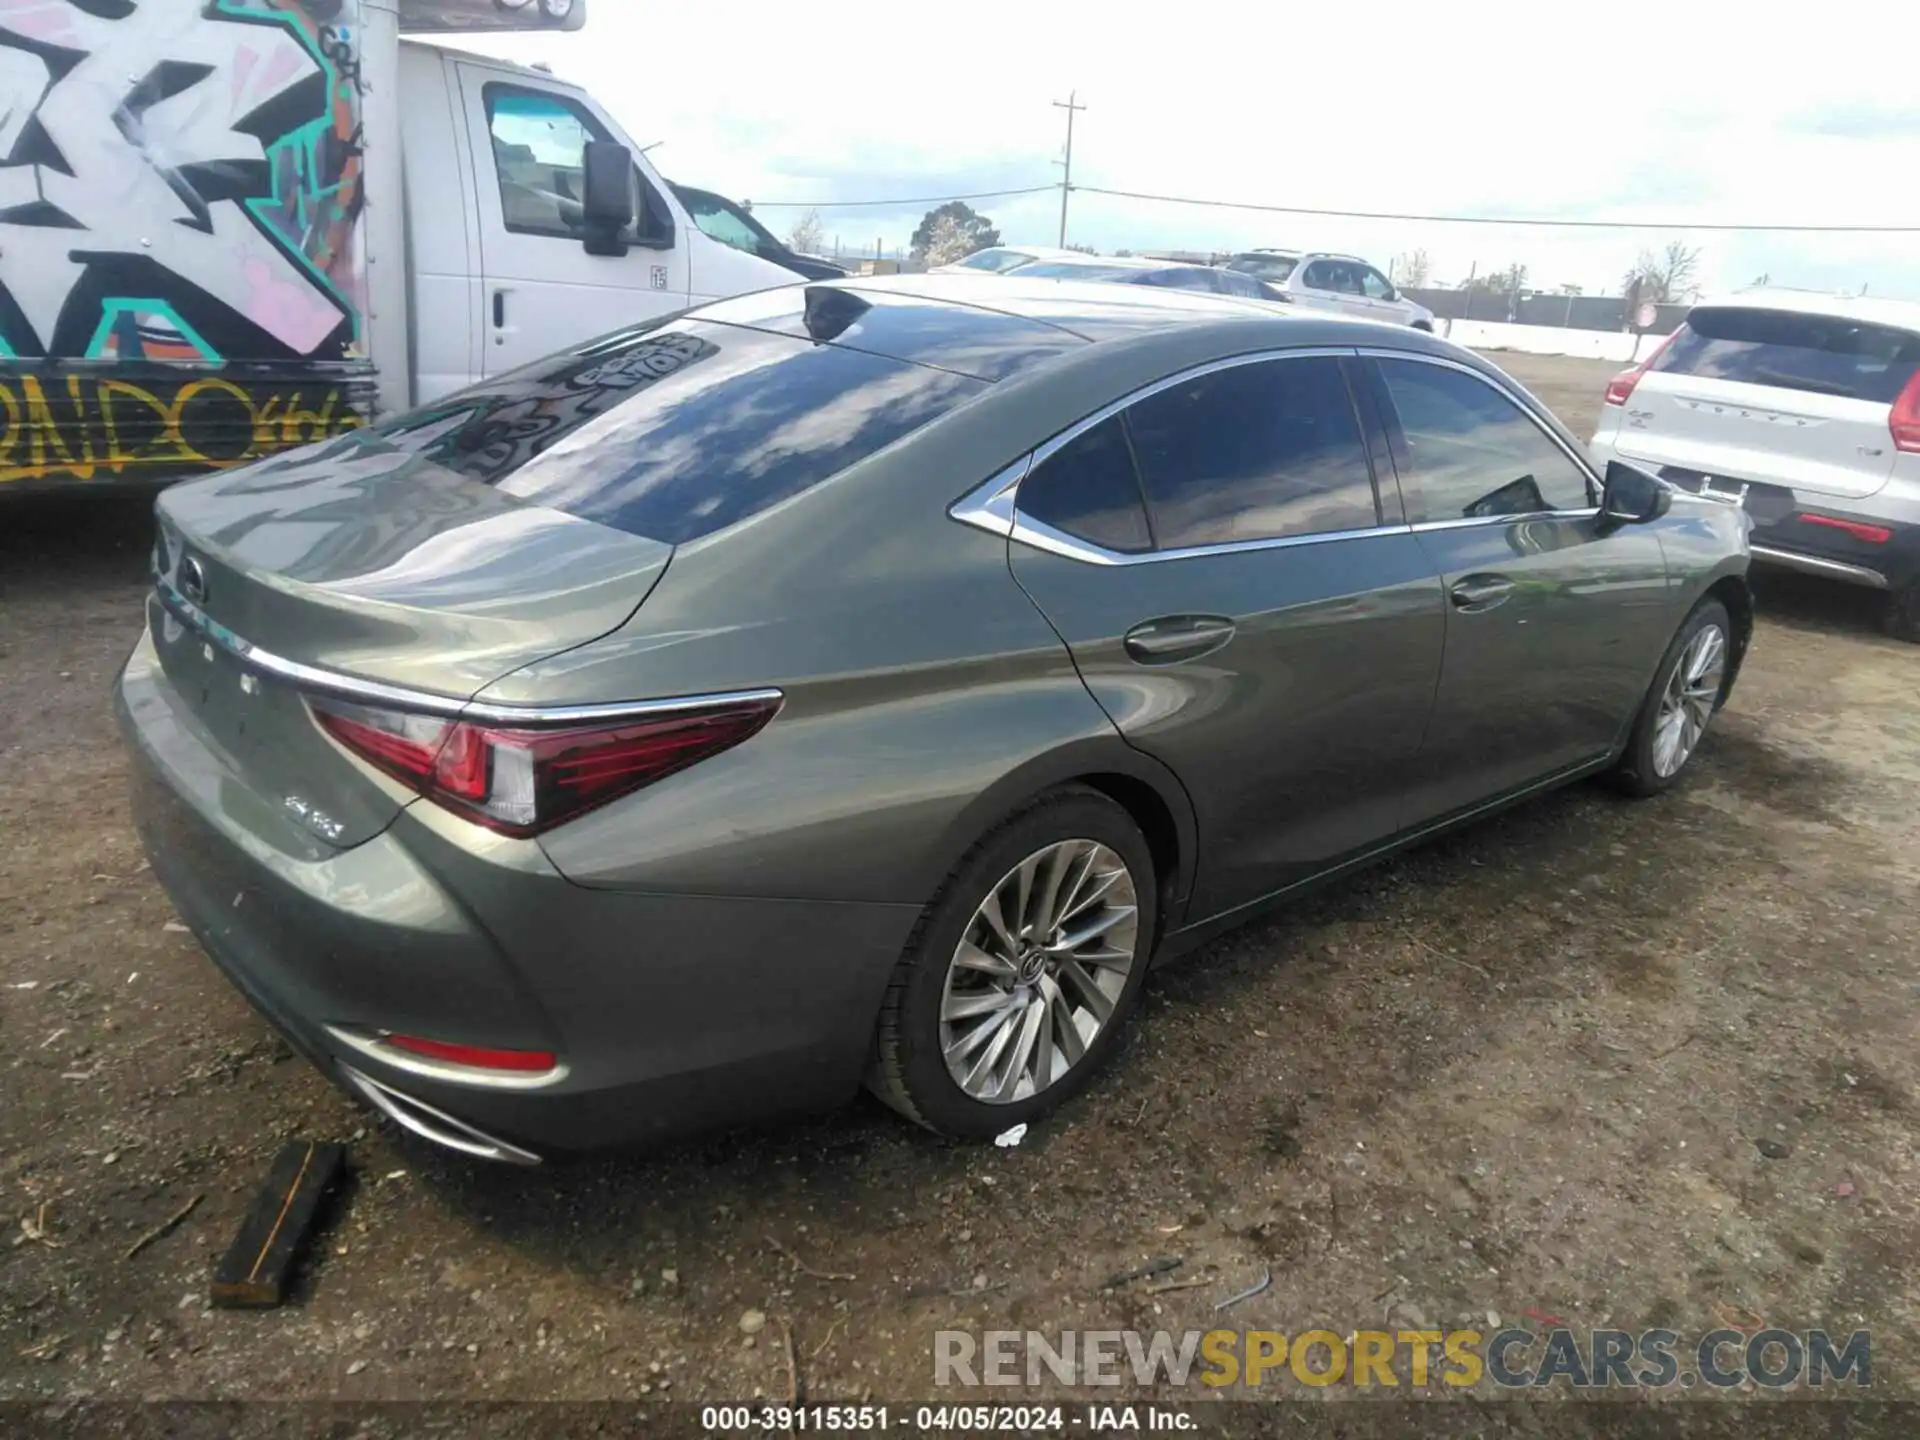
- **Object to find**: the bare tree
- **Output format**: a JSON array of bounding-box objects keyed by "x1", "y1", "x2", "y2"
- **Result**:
[
  {"x1": 1622, "y1": 242, "x2": 1703, "y2": 304},
  {"x1": 1463, "y1": 262, "x2": 1529, "y2": 296},
  {"x1": 1395, "y1": 249, "x2": 1432, "y2": 288},
  {"x1": 787, "y1": 208, "x2": 826, "y2": 256}
]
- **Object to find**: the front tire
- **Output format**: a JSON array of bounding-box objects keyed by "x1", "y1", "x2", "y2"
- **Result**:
[
  {"x1": 870, "y1": 788, "x2": 1157, "y2": 1139},
  {"x1": 1611, "y1": 597, "x2": 1732, "y2": 797}
]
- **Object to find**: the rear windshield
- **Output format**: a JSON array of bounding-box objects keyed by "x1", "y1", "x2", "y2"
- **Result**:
[
  {"x1": 958, "y1": 249, "x2": 1035, "y2": 273},
  {"x1": 1017, "y1": 262, "x2": 1144, "y2": 282},
  {"x1": 1652, "y1": 306, "x2": 1920, "y2": 404},
  {"x1": 356, "y1": 317, "x2": 985, "y2": 543}
]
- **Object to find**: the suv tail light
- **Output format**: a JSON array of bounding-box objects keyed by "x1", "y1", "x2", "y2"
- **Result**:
[
  {"x1": 1603, "y1": 326, "x2": 1685, "y2": 407},
  {"x1": 1891, "y1": 368, "x2": 1920, "y2": 453},
  {"x1": 308, "y1": 692, "x2": 781, "y2": 836}
]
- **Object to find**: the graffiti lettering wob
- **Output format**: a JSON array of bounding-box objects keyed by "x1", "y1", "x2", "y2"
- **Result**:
[{"x1": 0, "y1": 0, "x2": 374, "y2": 486}]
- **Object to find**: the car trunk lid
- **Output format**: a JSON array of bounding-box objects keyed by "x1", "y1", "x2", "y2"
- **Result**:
[{"x1": 150, "y1": 430, "x2": 672, "y2": 848}]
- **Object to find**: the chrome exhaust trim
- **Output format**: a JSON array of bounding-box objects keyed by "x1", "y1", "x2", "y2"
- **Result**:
[
  {"x1": 1750, "y1": 545, "x2": 1888, "y2": 590},
  {"x1": 340, "y1": 1064, "x2": 542, "y2": 1166}
]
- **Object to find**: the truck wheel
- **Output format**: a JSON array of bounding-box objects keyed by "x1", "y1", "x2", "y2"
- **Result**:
[
  {"x1": 1883, "y1": 579, "x2": 1920, "y2": 644},
  {"x1": 1611, "y1": 598, "x2": 1732, "y2": 797},
  {"x1": 870, "y1": 788, "x2": 1156, "y2": 1139}
]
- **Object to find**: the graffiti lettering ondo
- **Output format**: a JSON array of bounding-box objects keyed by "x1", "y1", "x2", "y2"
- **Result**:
[{"x1": 0, "y1": 373, "x2": 367, "y2": 484}]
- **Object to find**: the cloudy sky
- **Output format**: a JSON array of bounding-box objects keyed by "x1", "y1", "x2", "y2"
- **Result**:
[{"x1": 458, "y1": 0, "x2": 1920, "y2": 300}]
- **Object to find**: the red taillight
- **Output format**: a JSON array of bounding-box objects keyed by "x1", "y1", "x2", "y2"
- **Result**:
[
  {"x1": 1603, "y1": 326, "x2": 1685, "y2": 406},
  {"x1": 382, "y1": 1033, "x2": 557, "y2": 1073},
  {"x1": 1891, "y1": 368, "x2": 1920, "y2": 454},
  {"x1": 1799, "y1": 513, "x2": 1892, "y2": 544},
  {"x1": 310, "y1": 692, "x2": 780, "y2": 836}
]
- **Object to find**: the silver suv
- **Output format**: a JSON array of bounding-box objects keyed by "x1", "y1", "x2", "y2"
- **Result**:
[
  {"x1": 1224, "y1": 250, "x2": 1436, "y2": 330},
  {"x1": 1589, "y1": 291, "x2": 1920, "y2": 641}
]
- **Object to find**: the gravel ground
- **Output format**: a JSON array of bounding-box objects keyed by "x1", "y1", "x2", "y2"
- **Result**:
[{"x1": 2, "y1": 351, "x2": 1916, "y2": 1419}]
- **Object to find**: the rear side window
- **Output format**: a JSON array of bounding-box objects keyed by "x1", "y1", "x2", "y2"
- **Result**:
[
  {"x1": 1653, "y1": 307, "x2": 1920, "y2": 404},
  {"x1": 1228, "y1": 255, "x2": 1297, "y2": 282},
  {"x1": 1375, "y1": 358, "x2": 1592, "y2": 521},
  {"x1": 363, "y1": 319, "x2": 984, "y2": 544},
  {"x1": 1125, "y1": 357, "x2": 1379, "y2": 547},
  {"x1": 1016, "y1": 417, "x2": 1153, "y2": 553}
]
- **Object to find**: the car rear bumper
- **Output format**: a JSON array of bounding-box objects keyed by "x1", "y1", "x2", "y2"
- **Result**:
[
  {"x1": 116, "y1": 628, "x2": 918, "y2": 1159},
  {"x1": 1590, "y1": 434, "x2": 1920, "y2": 593}
]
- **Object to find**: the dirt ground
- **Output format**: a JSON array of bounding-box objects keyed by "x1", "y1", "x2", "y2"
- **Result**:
[{"x1": 2, "y1": 351, "x2": 1916, "y2": 1418}]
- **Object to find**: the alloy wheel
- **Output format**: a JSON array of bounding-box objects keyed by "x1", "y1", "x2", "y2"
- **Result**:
[
  {"x1": 1652, "y1": 622, "x2": 1727, "y2": 778},
  {"x1": 939, "y1": 840, "x2": 1140, "y2": 1105}
]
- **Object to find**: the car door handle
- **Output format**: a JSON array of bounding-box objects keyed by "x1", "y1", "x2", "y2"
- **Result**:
[
  {"x1": 1123, "y1": 615, "x2": 1236, "y2": 664},
  {"x1": 493, "y1": 290, "x2": 507, "y2": 328},
  {"x1": 1449, "y1": 574, "x2": 1515, "y2": 612}
]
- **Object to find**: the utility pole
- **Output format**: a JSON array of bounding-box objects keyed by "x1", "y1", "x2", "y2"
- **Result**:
[{"x1": 1052, "y1": 90, "x2": 1086, "y2": 247}]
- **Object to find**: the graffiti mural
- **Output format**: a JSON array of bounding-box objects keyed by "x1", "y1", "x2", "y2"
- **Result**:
[
  {"x1": 0, "y1": 0, "x2": 373, "y2": 485},
  {"x1": 0, "y1": 370, "x2": 367, "y2": 485}
]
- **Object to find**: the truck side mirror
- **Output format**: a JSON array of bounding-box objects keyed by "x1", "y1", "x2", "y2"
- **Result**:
[{"x1": 581, "y1": 140, "x2": 634, "y2": 257}]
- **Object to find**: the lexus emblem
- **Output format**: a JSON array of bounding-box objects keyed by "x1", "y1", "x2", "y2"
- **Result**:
[{"x1": 180, "y1": 556, "x2": 209, "y2": 605}]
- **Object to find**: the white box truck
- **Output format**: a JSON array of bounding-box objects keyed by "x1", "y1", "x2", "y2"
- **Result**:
[{"x1": 0, "y1": 0, "x2": 813, "y2": 492}]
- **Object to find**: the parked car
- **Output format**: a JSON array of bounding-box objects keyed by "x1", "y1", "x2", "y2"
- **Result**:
[
  {"x1": 931, "y1": 245, "x2": 1085, "y2": 275},
  {"x1": 668, "y1": 183, "x2": 848, "y2": 281},
  {"x1": 1590, "y1": 290, "x2": 1920, "y2": 642},
  {"x1": 119, "y1": 276, "x2": 1751, "y2": 1162},
  {"x1": 1226, "y1": 250, "x2": 1436, "y2": 330},
  {"x1": 1012, "y1": 256, "x2": 1275, "y2": 300}
]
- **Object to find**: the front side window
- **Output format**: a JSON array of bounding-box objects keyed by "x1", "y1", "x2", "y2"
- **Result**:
[
  {"x1": 1376, "y1": 358, "x2": 1593, "y2": 521},
  {"x1": 484, "y1": 85, "x2": 670, "y2": 244},
  {"x1": 1016, "y1": 416, "x2": 1153, "y2": 553},
  {"x1": 679, "y1": 191, "x2": 774, "y2": 258},
  {"x1": 1123, "y1": 357, "x2": 1379, "y2": 548},
  {"x1": 1362, "y1": 269, "x2": 1396, "y2": 300}
]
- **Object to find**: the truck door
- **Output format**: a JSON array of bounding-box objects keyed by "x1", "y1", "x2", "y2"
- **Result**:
[{"x1": 452, "y1": 60, "x2": 691, "y2": 376}]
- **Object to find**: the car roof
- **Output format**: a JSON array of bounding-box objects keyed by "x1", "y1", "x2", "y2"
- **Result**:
[
  {"x1": 1692, "y1": 287, "x2": 1920, "y2": 336},
  {"x1": 689, "y1": 273, "x2": 1410, "y2": 384}
]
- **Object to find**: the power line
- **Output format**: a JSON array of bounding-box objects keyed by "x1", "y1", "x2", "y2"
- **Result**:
[
  {"x1": 1071, "y1": 186, "x2": 1920, "y2": 234},
  {"x1": 749, "y1": 181, "x2": 1920, "y2": 234},
  {"x1": 746, "y1": 185, "x2": 1054, "y2": 210}
]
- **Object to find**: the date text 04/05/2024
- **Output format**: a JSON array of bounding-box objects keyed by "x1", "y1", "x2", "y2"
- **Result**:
[{"x1": 700, "y1": 1405, "x2": 1193, "y2": 1431}]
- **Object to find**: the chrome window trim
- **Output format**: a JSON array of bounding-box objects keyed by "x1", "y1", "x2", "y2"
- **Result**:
[
  {"x1": 155, "y1": 578, "x2": 783, "y2": 726},
  {"x1": 951, "y1": 346, "x2": 1423, "y2": 566},
  {"x1": 1355, "y1": 345, "x2": 1606, "y2": 501}
]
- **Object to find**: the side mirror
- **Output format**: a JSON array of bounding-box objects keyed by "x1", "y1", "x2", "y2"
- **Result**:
[
  {"x1": 1600, "y1": 459, "x2": 1672, "y2": 528},
  {"x1": 581, "y1": 139, "x2": 634, "y2": 256}
]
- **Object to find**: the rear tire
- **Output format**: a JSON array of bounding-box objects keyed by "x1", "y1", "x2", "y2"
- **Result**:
[
  {"x1": 1611, "y1": 597, "x2": 1732, "y2": 798},
  {"x1": 1883, "y1": 579, "x2": 1920, "y2": 644},
  {"x1": 870, "y1": 788, "x2": 1157, "y2": 1140}
]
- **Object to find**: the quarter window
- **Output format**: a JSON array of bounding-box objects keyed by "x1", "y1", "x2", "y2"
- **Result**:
[
  {"x1": 1375, "y1": 359, "x2": 1593, "y2": 521},
  {"x1": 1016, "y1": 417, "x2": 1153, "y2": 553},
  {"x1": 1124, "y1": 357, "x2": 1379, "y2": 547}
]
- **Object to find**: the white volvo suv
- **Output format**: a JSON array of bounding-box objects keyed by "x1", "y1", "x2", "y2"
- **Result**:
[{"x1": 1590, "y1": 290, "x2": 1920, "y2": 641}]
